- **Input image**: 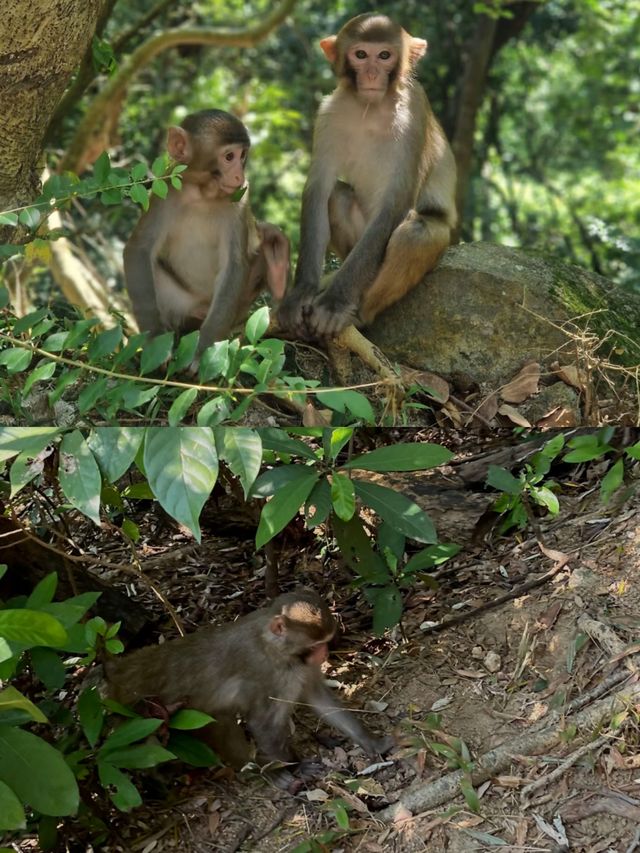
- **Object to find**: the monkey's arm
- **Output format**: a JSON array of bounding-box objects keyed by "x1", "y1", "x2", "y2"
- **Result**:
[
  {"x1": 308, "y1": 681, "x2": 393, "y2": 756},
  {"x1": 123, "y1": 199, "x2": 171, "y2": 336}
]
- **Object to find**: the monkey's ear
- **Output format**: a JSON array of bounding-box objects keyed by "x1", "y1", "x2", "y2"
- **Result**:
[
  {"x1": 408, "y1": 37, "x2": 428, "y2": 64},
  {"x1": 269, "y1": 615, "x2": 286, "y2": 636},
  {"x1": 167, "y1": 126, "x2": 192, "y2": 163},
  {"x1": 319, "y1": 36, "x2": 338, "y2": 63}
]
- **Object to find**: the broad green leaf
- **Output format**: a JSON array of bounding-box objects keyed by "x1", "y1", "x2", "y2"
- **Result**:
[
  {"x1": 169, "y1": 330, "x2": 199, "y2": 375},
  {"x1": 344, "y1": 443, "x2": 453, "y2": 472},
  {"x1": 144, "y1": 428, "x2": 218, "y2": 541},
  {"x1": 258, "y1": 428, "x2": 318, "y2": 460},
  {"x1": 151, "y1": 155, "x2": 168, "y2": 176},
  {"x1": 10, "y1": 447, "x2": 48, "y2": 496},
  {"x1": 245, "y1": 306, "x2": 270, "y2": 344},
  {"x1": 130, "y1": 162, "x2": 148, "y2": 181},
  {"x1": 370, "y1": 586, "x2": 403, "y2": 634},
  {"x1": 167, "y1": 731, "x2": 220, "y2": 767},
  {"x1": 0, "y1": 724, "x2": 79, "y2": 816},
  {"x1": 196, "y1": 395, "x2": 231, "y2": 426},
  {"x1": 0, "y1": 348, "x2": 32, "y2": 372},
  {"x1": 486, "y1": 465, "x2": 523, "y2": 495},
  {"x1": 327, "y1": 427, "x2": 353, "y2": 461},
  {"x1": 167, "y1": 388, "x2": 198, "y2": 425},
  {"x1": 0, "y1": 427, "x2": 59, "y2": 462},
  {"x1": 100, "y1": 718, "x2": 163, "y2": 752},
  {"x1": 404, "y1": 543, "x2": 461, "y2": 574},
  {"x1": 217, "y1": 428, "x2": 262, "y2": 498},
  {"x1": 532, "y1": 485, "x2": 560, "y2": 514},
  {"x1": 97, "y1": 763, "x2": 142, "y2": 812},
  {"x1": 21, "y1": 360, "x2": 56, "y2": 397},
  {"x1": 626, "y1": 441, "x2": 640, "y2": 461},
  {"x1": 30, "y1": 647, "x2": 66, "y2": 690},
  {"x1": 78, "y1": 687, "x2": 105, "y2": 748},
  {"x1": 330, "y1": 472, "x2": 356, "y2": 521},
  {"x1": 169, "y1": 709, "x2": 215, "y2": 730},
  {"x1": 88, "y1": 326, "x2": 123, "y2": 361},
  {"x1": 600, "y1": 458, "x2": 624, "y2": 504},
  {"x1": 77, "y1": 376, "x2": 109, "y2": 414},
  {"x1": 129, "y1": 182, "x2": 149, "y2": 209},
  {"x1": 332, "y1": 515, "x2": 389, "y2": 584},
  {"x1": 198, "y1": 339, "x2": 230, "y2": 381},
  {"x1": 0, "y1": 686, "x2": 47, "y2": 723},
  {"x1": 0, "y1": 212, "x2": 19, "y2": 227},
  {"x1": 93, "y1": 151, "x2": 111, "y2": 183},
  {"x1": 13, "y1": 308, "x2": 49, "y2": 334},
  {"x1": 151, "y1": 179, "x2": 169, "y2": 199},
  {"x1": 305, "y1": 477, "x2": 332, "y2": 528},
  {"x1": 0, "y1": 779, "x2": 25, "y2": 830},
  {"x1": 140, "y1": 332, "x2": 173, "y2": 374},
  {"x1": 42, "y1": 592, "x2": 101, "y2": 629},
  {"x1": 459, "y1": 777, "x2": 481, "y2": 814},
  {"x1": 26, "y1": 572, "x2": 58, "y2": 608},
  {"x1": 58, "y1": 430, "x2": 102, "y2": 525},
  {"x1": 256, "y1": 469, "x2": 319, "y2": 548},
  {"x1": 377, "y1": 522, "x2": 406, "y2": 562},
  {"x1": 353, "y1": 480, "x2": 437, "y2": 544},
  {"x1": 252, "y1": 463, "x2": 315, "y2": 497},
  {"x1": 316, "y1": 390, "x2": 375, "y2": 424},
  {"x1": 87, "y1": 427, "x2": 144, "y2": 483},
  {"x1": 100, "y1": 743, "x2": 175, "y2": 769},
  {"x1": 0, "y1": 610, "x2": 67, "y2": 647}
]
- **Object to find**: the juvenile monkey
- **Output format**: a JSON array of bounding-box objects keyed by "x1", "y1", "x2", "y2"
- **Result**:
[
  {"x1": 106, "y1": 590, "x2": 392, "y2": 774},
  {"x1": 124, "y1": 109, "x2": 289, "y2": 361},
  {"x1": 278, "y1": 14, "x2": 457, "y2": 339}
]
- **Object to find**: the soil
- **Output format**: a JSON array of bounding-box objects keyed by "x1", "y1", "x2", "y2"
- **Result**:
[{"x1": 8, "y1": 432, "x2": 640, "y2": 853}]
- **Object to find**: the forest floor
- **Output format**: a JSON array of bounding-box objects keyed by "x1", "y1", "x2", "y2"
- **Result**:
[{"x1": 14, "y1": 432, "x2": 640, "y2": 853}]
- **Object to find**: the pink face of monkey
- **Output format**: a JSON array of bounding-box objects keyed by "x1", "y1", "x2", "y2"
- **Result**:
[{"x1": 346, "y1": 41, "x2": 399, "y2": 103}]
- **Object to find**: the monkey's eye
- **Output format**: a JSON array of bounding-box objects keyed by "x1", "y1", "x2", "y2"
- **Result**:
[
  {"x1": 224, "y1": 151, "x2": 235, "y2": 162},
  {"x1": 355, "y1": 49, "x2": 368, "y2": 59},
  {"x1": 379, "y1": 50, "x2": 391, "y2": 60}
]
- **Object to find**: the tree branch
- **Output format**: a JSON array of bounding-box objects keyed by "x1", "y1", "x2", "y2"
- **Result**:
[{"x1": 59, "y1": 0, "x2": 297, "y2": 173}]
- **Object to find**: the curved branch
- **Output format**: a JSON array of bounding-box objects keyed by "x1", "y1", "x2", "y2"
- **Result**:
[{"x1": 59, "y1": 0, "x2": 297, "y2": 174}]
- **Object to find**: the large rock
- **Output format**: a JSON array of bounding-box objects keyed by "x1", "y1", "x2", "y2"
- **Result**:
[{"x1": 366, "y1": 242, "x2": 640, "y2": 386}]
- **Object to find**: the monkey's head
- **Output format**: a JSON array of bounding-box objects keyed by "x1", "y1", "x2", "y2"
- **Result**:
[
  {"x1": 267, "y1": 590, "x2": 337, "y2": 666},
  {"x1": 167, "y1": 109, "x2": 250, "y2": 200},
  {"x1": 320, "y1": 14, "x2": 427, "y2": 105}
]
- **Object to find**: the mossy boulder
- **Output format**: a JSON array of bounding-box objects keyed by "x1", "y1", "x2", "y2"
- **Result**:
[{"x1": 366, "y1": 242, "x2": 640, "y2": 386}]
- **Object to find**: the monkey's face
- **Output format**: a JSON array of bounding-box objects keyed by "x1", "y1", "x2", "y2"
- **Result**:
[
  {"x1": 211, "y1": 144, "x2": 248, "y2": 198},
  {"x1": 346, "y1": 42, "x2": 399, "y2": 103}
]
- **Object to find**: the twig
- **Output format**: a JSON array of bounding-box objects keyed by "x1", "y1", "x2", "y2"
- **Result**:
[{"x1": 520, "y1": 732, "x2": 613, "y2": 800}]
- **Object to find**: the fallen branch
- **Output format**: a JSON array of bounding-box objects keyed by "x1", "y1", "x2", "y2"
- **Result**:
[{"x1": 379, "y1": 675, "x2": 640, "y2": 821}]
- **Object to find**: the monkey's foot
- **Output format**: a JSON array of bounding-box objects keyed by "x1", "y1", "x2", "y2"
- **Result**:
[{"x1": 329, "y1": 325, "x2": 405, "y2": 420}]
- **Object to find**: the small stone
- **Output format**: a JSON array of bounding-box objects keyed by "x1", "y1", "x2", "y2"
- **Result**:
[
  {"x1": 484, "y1": 651, "x2": 501, "y2": 673},
  {"x1": 471, "y1": 645, "x2": 484, "y2": 659}
]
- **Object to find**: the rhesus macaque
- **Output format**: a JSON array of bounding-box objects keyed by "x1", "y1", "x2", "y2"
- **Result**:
[
  {"x1": 124, "y1": 109, "x2": 289, "y2": 362},
  {"x1": 106, "y1": 590, "x2": 392, "y2": 776},
  {"x1": 278, "y1": 14, "x2": 457, "y2": 339}
]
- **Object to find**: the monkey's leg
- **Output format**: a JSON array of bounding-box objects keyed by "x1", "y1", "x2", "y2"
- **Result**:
[
  {"x1": 359, "y1": 211, "x2": 450, "y2": 324},
  {"x1": 199, "y1": 717, "x2": 252, "y2": 769},
  {"x1": 328, "y1": 181, "x2": 365, "y2": 260},
  {"x1": 246, "y1": 705, "x2": 297, "y2": 765}
]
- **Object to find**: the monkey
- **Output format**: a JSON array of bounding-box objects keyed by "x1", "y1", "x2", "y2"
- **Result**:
[
  {"x1": 106, "y1": 590, "x2": 392, "y2": 779},
  {"x1": 277, "y1": 13, "x2": 457, "y2": 340},
  {"x1": 123, "y1": 109, "x2": 289, "y2": 364}
]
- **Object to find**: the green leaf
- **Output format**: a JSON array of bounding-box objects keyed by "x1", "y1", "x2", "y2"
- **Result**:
[
  {"x1": 0, "y1": 685, "x2": 47, "y2": 723},
  {"x1": 353, "y1": 480, "x2": 437, "y2": 544},
  {"x1": 100, "y1": 743, "x2": 175, "y2": 769},
  {"x1": 600, "y1": 458, "x2": 624, "y2": 504},
  {"x1": 13, "y1": 308, "x2": 49, "y2": 334},
  {"x1": 140, "y1": 332, "x2": 173, "y2": 374},
  {"x1": 130, "y1": 163, "x2": 148, "y2": 181},
  {"x1": 0, "y1": 348, "x2": 32, "y2": 373},
  {"x1": 58, "y1": 430, "x2": 102, "y2": 525},
  {"x1": 330, "y1": 472, "x2": 356, "y2": 521},
  {"x1": 196, "y1": 395, "x2": 231, "y2": 426},
  {"x1": 167, "y1": 731, "x2": 220, "y2": 767},
  {"x1": 0, "y1": 212, "x2": 19, "y2": 227},
  {"x1": 97, "y1": 763, "x2": 141, "y2": 812},
  {"x1": 344, "y1": 443, "x2": 454, "y2": 472},
  {"x1": 459, "y1": 776, "x2": 481, "y2": 813},
  {"x1": 10, "y1": 447, "x2": 48, "y2": 497},
  {"x1": 370, "y1": 586, "x2": 403, "y2": 634},
  {"x1": 151, "y1": 179, "x2": 169, "y2": 199},
  {"x1": 18, "y1": 207, "x2": 41, "y2": 230},
  {"x1": 151, "y1": 155, "x2": 169, "y2": 177},
  {"x1": 93, "y1": 151, "x2": 111, "y2": 183},
  {"x1": 169, "y1": 709, "x2": 215, "y2": 730},
  {"x1": 531, "y1": 485, "x2": 559, "y2": 514},
  {"x1": 377, "y1": 522, "x2": 405, "y2": 562},
  {"x1": 42, "y1": 592, "x2": 101, "y2": 629},
  {"x1": 230, "y1": 185, "x2": 247, "y2": 202},
  {"x1": 30, "y1": 647, "x2": 66, "y2": 690},
  {"x1": 0, "y1": 724, "x2": 79, "y2": 816},
  {"x1": 88, "y1": 326, "x2": 123, "y2": 361},
  {"x1": 0, "y1": 779, "x2": 26, "y2": 830},
  {"x1": 169, "y1": 331, "x2": 199, "y2": 374},
  {"x1": 129, "y1": 182, "x2": 149, "y2": 210},
  {"x1": 27, "y1": 572, "x2": 58, "y2": 608},
  {"x1": 77, "y1": 376, "x2": 109, "y2": 414},
  {"x1": 305, "y1": 477, "x2": 332, "y2": 528},
  {"x1": 252, "y1": 463, "x2": 314, "y2": 497},
  {"x1": 626, "y1": 441, "x2": 640, "y2": 461},
  {"x1": 198, "y1": 339, "x2": 230, "y2": 381},
  {"x1": 332, "y1": 515, "x2": 389, "y2": 584},
  {"x1": 404, "y1": 543, "x2": 461, "y2": 574},
  {"x1": 0, "y1": 609, "x2": 67, "y2": 647},
  {"x1": 486, "y1": 465, "x2": 523, "y2": 495},
  {"x1": 327, "y1": 427, "x2": 353, "y2": 461},
  {"x1": 22, "y1": 360, "x2": 56, "y2": 396},
  {"x1": 256, "y1": 469, "x2": 319, "y2": 548},
  {"x1": 144, "y1": 428, "x2": 218, "y2": 542},
  {"x1": 316, "y1": 389, "x2": 375, "y2": 424},
  {"x1": 0, "y1": 427, "x2": 59, "y2": 462},
  {"x1": 245, "y1": 306, "x2": 270, "y2": 344},
  {"x1": 78, "y1": 686, "x2": 104, "y2": 748},
  {"x1": 100, "y1": 718, "x2": 163, "y2": 753},
  {"x1": 168, "y1": 388, "x2": 198, "y2": 425},
  {"x1": 216, "y1": 428, "x2": 262, "y2": 498},
  {"x1": 87, "y1": 427, "x2": 144, "y2": 483},
  {"x1": 258, "y1": 428, "x2": 318, "y2": 460}
]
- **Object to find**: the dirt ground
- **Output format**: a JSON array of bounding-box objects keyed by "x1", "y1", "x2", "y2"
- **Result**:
[{"x1": 10, "y1": 433, "x2": 640, "y2": 853}]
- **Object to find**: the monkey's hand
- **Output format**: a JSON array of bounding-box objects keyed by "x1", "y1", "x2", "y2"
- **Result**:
[
  {"x1": 304, "y1": 285, "x2": 360, "y2": 339},
  {"x1": 276, "y1": 287, "x2": 317, "y2": 338}
]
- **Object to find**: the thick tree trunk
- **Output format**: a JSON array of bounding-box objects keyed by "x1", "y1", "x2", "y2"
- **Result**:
[{"x1": 0, "y1": 0, "x2": 106, "y2": 223}]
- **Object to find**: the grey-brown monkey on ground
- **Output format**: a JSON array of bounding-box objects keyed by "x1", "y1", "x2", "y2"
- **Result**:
[
  {"x1": 106, "y1": 590, "x2": 392, "y2": 776},
  {"x1": 278, "y1": 13, "x2": 457, "y2": 339},
  {"x1": 124, "y1": 109, "x2": 289, "y2": 365}
]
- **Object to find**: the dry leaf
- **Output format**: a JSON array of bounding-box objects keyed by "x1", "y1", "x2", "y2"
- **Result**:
[
  {"x1": 552, "y1": 362, "x2": 583, "y2": 390},
  {"x1": 392, "y1": 804, "x2": 413, "y2": 824},
  {"x1": 536, "y1": 406, "x2": 578, "y2": 428},
  {"x1": 500, "y1": 361, "x2": 540, "y2": 403},
  {"x1": 305, "y1": 788, "x2": 329, "y2": 802},
  {"x1": 400, "y1": 367, "x2": 450, "y2": 403},
  {"x1": 439, "y1": 400, "x2": 464, "y2": 427},
  {"x1": 302, "y1": 402, "x2": 332, "y2": 426},
  {"x1": 477, "y1": 392, "x2": 499, "y2": 422},
  {"x1": 497, "y1": 403, "x2": 532, "y2": 427},
  {"x1": 538, "y1": 601, "x2": 563, "y2": 630},
  {"x1": 454, "y1": 668, "x2": 486, "y2": 679}
]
